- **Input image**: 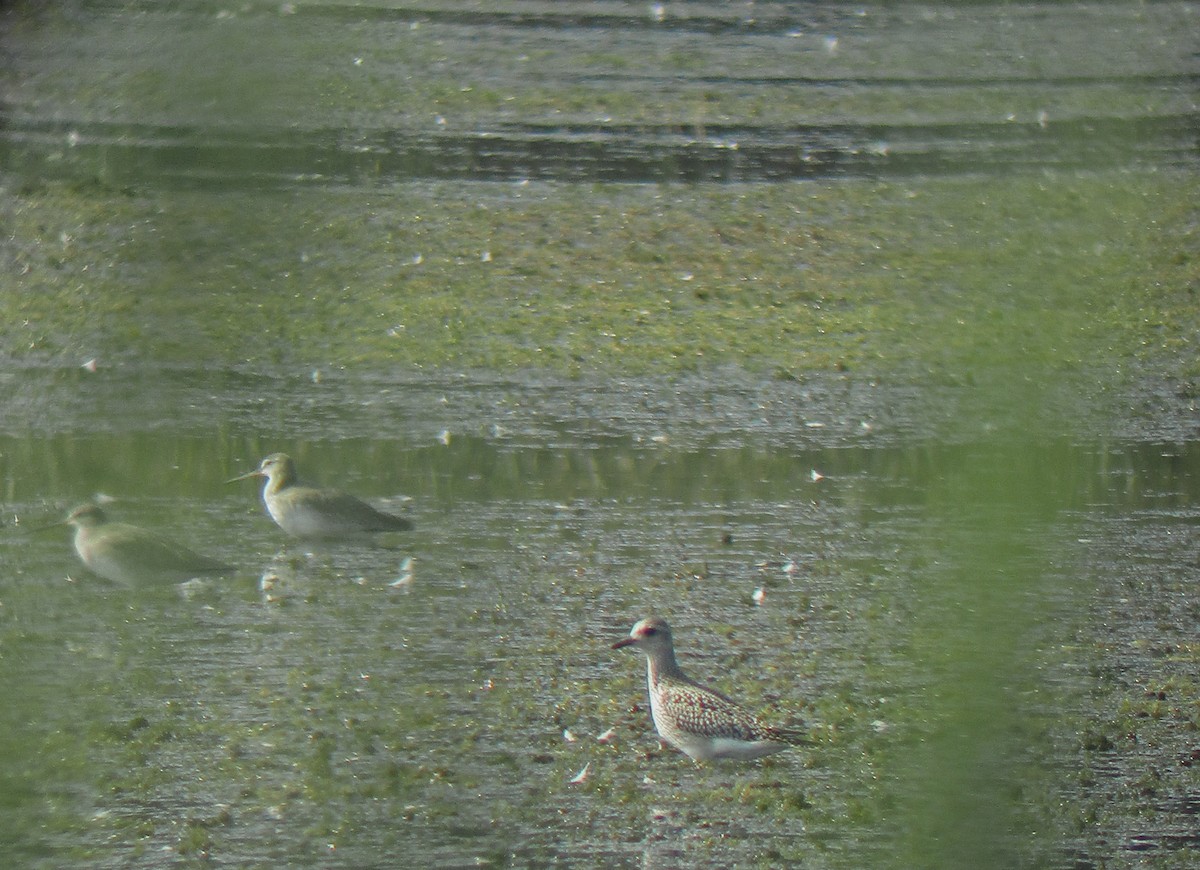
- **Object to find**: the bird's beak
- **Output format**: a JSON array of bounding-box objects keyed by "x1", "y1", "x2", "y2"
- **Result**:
[
  {"x1": 226, "y1": 468, "x2": 264, "y2": 484},
  {"x1": 612, "y1": 636, "x2": 636, "y2": 650}
]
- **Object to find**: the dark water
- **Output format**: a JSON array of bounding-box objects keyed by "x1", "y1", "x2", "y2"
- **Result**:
[
  {"x1": 2, "y1": 1, "x2": 1199, "y2": 868},
  {"x1": 1, "y1": 1, "x2": 1195, "y2": 188}
]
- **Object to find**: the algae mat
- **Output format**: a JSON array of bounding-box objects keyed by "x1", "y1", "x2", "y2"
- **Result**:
[{"x1": 1, "y1": 2, "x2": 1200, "y2": 868}]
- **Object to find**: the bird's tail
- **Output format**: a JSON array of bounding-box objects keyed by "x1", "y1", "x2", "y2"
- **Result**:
[{"x1": 766, "y1": 724, "x2": 811, "y2": 746}]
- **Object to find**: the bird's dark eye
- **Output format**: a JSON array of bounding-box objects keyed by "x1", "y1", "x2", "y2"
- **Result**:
[{"x1": 643, "y1": 627, "x2": 657, "y2": 636}]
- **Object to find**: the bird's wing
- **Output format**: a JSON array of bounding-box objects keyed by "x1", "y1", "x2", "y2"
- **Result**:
[
  {"x1": 303, "y1": 487, "x2": 410, "y2": 531},
  {"x1": 103, "y1": 526, "x2": 227, "y2": 573},
  {"x1": 659, "y1": 683, "x2": 764, "y2": 740}
]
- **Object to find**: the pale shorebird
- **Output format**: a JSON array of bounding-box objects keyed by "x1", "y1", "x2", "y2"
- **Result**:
[
  {"x1": 612, "y1": 616, "x2": 807, "y2": 762},
  {"x1": 228, "y1": 453, "x2": 413, "y2": 539},
  {"x1": 61, "y1": 503, "x2": 231, "y2": 584}
]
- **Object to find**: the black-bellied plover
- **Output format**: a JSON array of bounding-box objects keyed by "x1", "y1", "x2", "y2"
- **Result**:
[{"x1": 613, "y1": 616, "x2": 806, "y2": 762}]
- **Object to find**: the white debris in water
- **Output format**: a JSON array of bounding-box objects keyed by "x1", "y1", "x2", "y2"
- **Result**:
[
  {"x1": 597, "y1": 727, "x2": 617, "y2": 743},
  {"x1": 389, "y1": 556, "x2": 414, "y2": 590},
  {"x1": 569, "y1": 762, "x2": 591, "y2": 784},
  {"x1": 562, "y1": 728, "x2": 577, "y2": 743},
  {"x1": 752, "y1": 586, "x2": 766, "y2": 606}
]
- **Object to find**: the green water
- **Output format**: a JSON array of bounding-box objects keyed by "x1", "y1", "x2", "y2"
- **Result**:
[
  {"x1": 2, "y1": 0, "x2": 1199, "y2": 867},
  {"x1": 2, "y1": 387, "x2": 1198, "y2": 867}
]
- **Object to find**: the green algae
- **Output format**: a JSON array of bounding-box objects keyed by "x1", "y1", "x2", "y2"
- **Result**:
[
  {"x1": 2, "y1": 1, "x2": 1199, "y2": 866},
  {"x1": 3, "y1": 1, "x2": 1192, "y2": 133},
  {"x1": 3, "y1": 171, "x2": 1196, "y2": 383}
]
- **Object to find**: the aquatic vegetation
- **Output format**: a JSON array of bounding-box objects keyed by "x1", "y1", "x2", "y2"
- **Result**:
[{"x1": 2, "y1": 172, "x2": 1196, "y2": 385}]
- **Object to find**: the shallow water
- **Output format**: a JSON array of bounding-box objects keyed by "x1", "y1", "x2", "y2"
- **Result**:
[
  {"x1": 1, "y1": 1, "x2": 1195, "y2": 187},
  {"x1": 2, "y1": 0, "x2": 1199, "y2": 867},
  {"x1": 1, "y1": 369, "x2": 1198, "y2": 867}
]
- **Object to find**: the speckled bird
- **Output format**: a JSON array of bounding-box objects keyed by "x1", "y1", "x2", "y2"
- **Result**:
[
  {"x1": 64, "y1": 503, "x2": 231, "y2": 584},
  {"x1": 228, "y1": 453, "x2": 413, "y2": 539},
  {"x1": 612, "y1": 616, "x2": 807, "y2": 762}
]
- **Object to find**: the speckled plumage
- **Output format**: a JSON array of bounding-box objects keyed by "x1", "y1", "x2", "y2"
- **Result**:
[
  {"x1": 229, "y1": 453, "x2": 412, "y2": 539},
  {"x1": 613, "y1": 616, "x2": 806, "y2": 762},
  {"x1": 64, "y1": 503, "x2": 230, "y2": 584}
]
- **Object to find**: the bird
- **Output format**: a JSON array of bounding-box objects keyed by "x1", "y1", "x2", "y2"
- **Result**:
[
  {"x1": 227, "y1": 453, "x2": 413, "y2": 539},
  {"x1": 612, "y1": 616, "x2": 807, "y2": 762},
  {"x1": 61, "y1": 502, "x2": 231, "y2": 584}
]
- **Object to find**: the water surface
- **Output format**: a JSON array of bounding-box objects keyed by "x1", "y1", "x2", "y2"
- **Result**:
[
  {"x1": 2, "y1": 1, "x2": 1199, "y2": 867},
  {"x1": 1, "y1": 370, "x2": 1198, "y2": 867}
]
